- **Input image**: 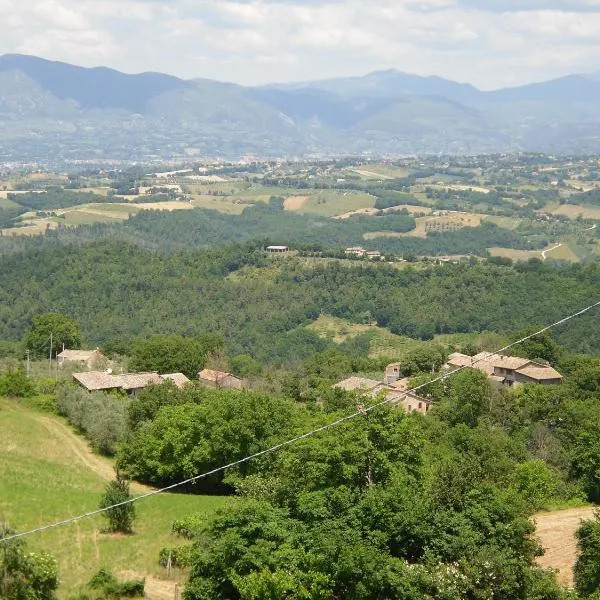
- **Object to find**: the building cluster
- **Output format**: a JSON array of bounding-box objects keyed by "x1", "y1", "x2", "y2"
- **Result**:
[
  {"x1": 444, "y1": 352, "x2": 563, "y2": 386},
  {"x1": 344, "y1": 247, "x2": 383, "y2": 260},
  {"x1": 334, "y1": 373, "x2": 430, "y2": 414},
  {"x1": 62, "y1": 348, "x2": 245, "y2": 395},
  {"x1": 333, "y1": 350, "x2": 563, "y2": 415}
]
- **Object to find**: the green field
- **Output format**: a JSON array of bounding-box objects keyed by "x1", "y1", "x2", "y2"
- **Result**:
[
  {"x1": 296, "y1": 191, "x2": 376, "y2": 217},
  {"x1": 0, "y1": 397, "x2": 227, "y2": 597},
  {"x1": 307, "y1": 314, "x2": 424, "y2": 358}
]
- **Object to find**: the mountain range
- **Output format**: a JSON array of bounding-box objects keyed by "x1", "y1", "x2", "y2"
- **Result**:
[{"x1": 1, "y1": 53, "x2": 600, "y2": 161}]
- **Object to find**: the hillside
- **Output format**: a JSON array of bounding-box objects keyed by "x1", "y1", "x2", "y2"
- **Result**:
[
  {"x1": 0, "y1": 397, "x2": 227, "y2": 597},
  {"x1": 4, "y1": 55, "x2": 600, "y2": 160}
]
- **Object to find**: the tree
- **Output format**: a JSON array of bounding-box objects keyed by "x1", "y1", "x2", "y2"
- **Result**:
[
  {"x1": 24, "y1": 313, "x2": 81, "y2": 359},
  {"x1": 575, "y1": 511, "x2": 600, "y2": 597},
  {"x1": 0, "y1": 369, "x2": 35, "y2": 398},
  {"x1": 0, "y1": 525, "x2": 58, "y2": 599},
  {"x1": 512, "y1": 328, "x2": 562, "y2": 364},
  {"x1": 99, "y1": 477, "x2": 136, "y2": 534},
  {"x1": 129, "y1": 334, "x2": 222, "y2": 379}
]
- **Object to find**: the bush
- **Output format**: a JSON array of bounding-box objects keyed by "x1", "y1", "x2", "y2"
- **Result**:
[
  {"x1": 99, "y1": 477, "x2": 136, "y2": 534},
  {"x1": 0, "y1": 369, "x2": 35, "y2": 397},
  {"x1": 88, "y1": 568, "x2": 144, "y2": 598},
  {"x1": 159, "y1": 545, "x2": 193, "y2": 568}
]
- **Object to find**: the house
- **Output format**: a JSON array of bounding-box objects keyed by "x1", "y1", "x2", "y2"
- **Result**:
[
  {"x1": 72, "y1": 371, "x2": 122, "y2": 392},
  {"x1": 444, "y1": 352, "x2": 563, "y2": 386},
  {"x1": 384, "y1": 363, "x2": 402, "y2": 384},
  {"x1": 57, "y1": 348, "x2": 103, "y2": 368},
  {"x1": 73, "y1": 371, "x2": 166, "y2": 394},
  {"x1": 198, "y1": 369, "x2": 243, "y2": 390},
  {"x1": 345, "y1": 247, "x2": 366, "y2": 257},
  {"x1": 266, "y1": 245, "x2": 289, "y2": 254},
  {"x1": 161, "y1": 373, "x2": 191, "y2": 389},
  {"x1": 333, "y1": 374, "x2": 429, "y2": 414},
  {"x1": 387, "y1": 390, "x2": 431, "y2": 414}
]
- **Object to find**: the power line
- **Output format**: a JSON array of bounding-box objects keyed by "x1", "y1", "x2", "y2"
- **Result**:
[{"x1": 1, "y1": 299, "x2": 599, "y2": 545}]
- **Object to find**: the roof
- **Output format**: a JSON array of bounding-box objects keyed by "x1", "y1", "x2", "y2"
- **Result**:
[
  {"x1": 447, "y1": 352, "x2": 499, "y2": 375},
  {"x1": 515, "y1": 365, "x2": 563, "y2": 381},
  {"x1": 388, "y1": 377, "x2": 410, "y2": 391},
  {"x1": 118, "y1": 373, "x2": 163, "y2": 390},
  {"x1": 58, "y1": 349, "x2": 100, "y2": 361},
  {"x1": 491, "y1": 356, "x2": 532, "y2": 371},
  {"x1": 386, "y1": 390, "x2": 430, "y2": 405},
  {"x1": 161, "y1": 373, "x2": 191, "y2": 388},
  {"x1": 334, "y1": 377, "x2": 381, "y2": 392},
  {"x1": 199, "y1": 369, "x2": 236, "y2": 382},
  {"x1": 267, "y1": 246, "x2": 288, "y2": 250},
  {"x1": 73, "y1": 371, "x2": 120, "y2": 391},
  {"x1": 73, "y1": 371, "x2": 162, "y2": 392}
]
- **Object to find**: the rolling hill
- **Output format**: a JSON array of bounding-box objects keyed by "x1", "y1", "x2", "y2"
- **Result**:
[{"x1": 1, "y1": 54, "x2": 600, "y2": 160}]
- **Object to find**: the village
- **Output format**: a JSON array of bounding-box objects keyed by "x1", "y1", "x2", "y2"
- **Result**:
[
  {"x1": 334, "y1": 350, "x2": 563, "y2": 414},
  {"x1": 59, "y1": 345, "x2": 564, "y2": 417}
]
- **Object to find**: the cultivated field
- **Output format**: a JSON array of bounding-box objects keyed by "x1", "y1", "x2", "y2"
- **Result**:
[
  {"x1": 535, "y1": 506, "x2": 595, "y2": 587},
  {"x1": 365, "y1": 212, "x2": 481, "y2": 240},
  {"x1": 295, "y1": 191, "x2": 376, "y2": 217},
  {"x1": 0, "y1": 397, "x2": 227, "y2": 598},
  {"x1": 283, "y1": 195, "x2": 309, "y2": 211},
  {"x1": 551, "y1": 203, "x2": 600, "y2": 220},
  {"x1": 488, "y1": 244, "x2": 580, "y2": 263}
]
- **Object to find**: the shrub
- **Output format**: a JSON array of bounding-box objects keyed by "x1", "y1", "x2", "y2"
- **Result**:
[
  {"x1": 0, "y1": 368, "x2": 35, "y2": 397},
  {"x1": 99, "y1": 477, "x2": 136, "y2": 534}
]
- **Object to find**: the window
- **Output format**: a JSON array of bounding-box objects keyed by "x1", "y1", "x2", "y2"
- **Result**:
[{"x1": 418, "y1": 402, "x2": 422, "y2": 409}]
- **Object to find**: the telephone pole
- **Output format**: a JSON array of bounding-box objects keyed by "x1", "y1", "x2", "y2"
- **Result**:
[
  {"x1": 25, "y1": 350, "x2": 30, "y2": 377},
  {"x1": 48, "y1": 332, "x2": 53, "y2": 373}
]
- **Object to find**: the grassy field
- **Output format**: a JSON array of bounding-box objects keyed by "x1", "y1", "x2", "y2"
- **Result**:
[
  {"x1": 550, "y1": 203, "x2": 600, "y2": 220},
  {"x1": 307, "y1": 314, "x2": 423, "y2": 358},
  {"x1": 488, "y1": 244, "x2": 580, "y2": 263},
  {"x1": 0, "y1": 397, "x2": 228, "y2": 597},
  {"x1": 295, "y1": 191, "x2": 376, "y2": 217},
  {"x1": 365, "y1": 212, "x2": 481, "y2": 240}
]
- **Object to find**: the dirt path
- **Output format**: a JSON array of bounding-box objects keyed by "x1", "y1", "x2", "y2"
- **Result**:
[
  {"x1": 34, "y1": 413, "x2": 117, "y2": 481},
  {"x1": 145, "y1": 577, "x2": 181, "y2": 600},
  {"x1": 535, "y1": 506, "x2": 595, "y2": 586},
  {"x1": 30, "y1": 410, "x2": 150, "y2": 492},
  {"x1": 541, "y1": 243, "x2": 563, "y2": 260}
]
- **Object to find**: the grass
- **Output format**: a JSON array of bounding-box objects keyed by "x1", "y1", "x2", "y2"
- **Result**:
[
  {"x1": 550, "y1": 203, "x2": 600, "y2": 220},
  {"x1": 0, "y1": 195, "x2": 21, "y2": 208},
  {"x1": 296, "y1": 191, "x2": 376, "y2": 217},
  {"x1": 191, "y1": 195, "x2": 250, "y2": 214},
  {"x1": 0, "y1": 397, "x2": 228, "y2": 597},
  {"x1": 366, "y1": 212, "x2": 481, "y2": 240},
  {"x1": 307, "y1": 314, "x2": 423, "y2": 358}
]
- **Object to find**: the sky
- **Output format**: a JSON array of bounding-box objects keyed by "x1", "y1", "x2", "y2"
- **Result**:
[{"x1": 1, "y1": 0, "x2": 600, "y2": 89}]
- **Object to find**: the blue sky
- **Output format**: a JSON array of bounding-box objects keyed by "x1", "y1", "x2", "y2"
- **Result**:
[{"x1": 1, "y1": 0, "x2": 599, "y2": 88}]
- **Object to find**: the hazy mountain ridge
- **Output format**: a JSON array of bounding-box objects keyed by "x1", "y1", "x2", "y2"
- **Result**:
[{"x1": 0, "y1": 54, "x2": 598, "y2": 160}]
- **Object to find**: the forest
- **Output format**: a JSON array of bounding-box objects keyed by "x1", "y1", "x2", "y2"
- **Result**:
[{"x1": 0, "y1": 239, "x2": 598, "y2": 363}]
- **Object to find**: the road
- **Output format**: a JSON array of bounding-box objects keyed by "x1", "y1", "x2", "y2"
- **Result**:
[{"x1": 541, "y1": 243, "x2": 563, "y2": 260}]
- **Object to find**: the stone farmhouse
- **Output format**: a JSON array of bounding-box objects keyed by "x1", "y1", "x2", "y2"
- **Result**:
[
  {"x1": 198, "y1": 369, "x2": 244, "y2": 390},
  {"x1": 444, "y1": 352, "x2": 563, "y2": 386},
  {"x1": 57, "y1": 348, "x2": 103, "y2": 368},
  {"x1": 73, "y1": 371, "x2": 190, "y2": 394},
  {"x1": 333, "y1": 374, "x2": 431, "y2": 415}
]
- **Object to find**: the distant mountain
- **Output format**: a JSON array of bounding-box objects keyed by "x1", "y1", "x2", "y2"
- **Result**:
[{"x1": 0, "y1": 54, "x2": 599, "y2": 161}]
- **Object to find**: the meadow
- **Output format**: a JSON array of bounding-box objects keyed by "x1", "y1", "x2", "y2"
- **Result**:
[{"x1": 0, "y1": 397, "x2": 227, "y2": 597}]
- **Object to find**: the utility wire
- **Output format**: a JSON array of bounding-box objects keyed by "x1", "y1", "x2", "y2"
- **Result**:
[{"x1": 1, "y1": 299, "x2": 599, "y2": 545}]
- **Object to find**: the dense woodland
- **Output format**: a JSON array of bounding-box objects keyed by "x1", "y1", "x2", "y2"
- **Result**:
[{"x1": 0, "y1": 240, "x2": 598, "y2": 363}]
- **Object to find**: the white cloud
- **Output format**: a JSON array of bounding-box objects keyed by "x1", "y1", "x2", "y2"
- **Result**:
[{"x1": 1, "y1": 0, "x2": 600, "y2": 88}]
